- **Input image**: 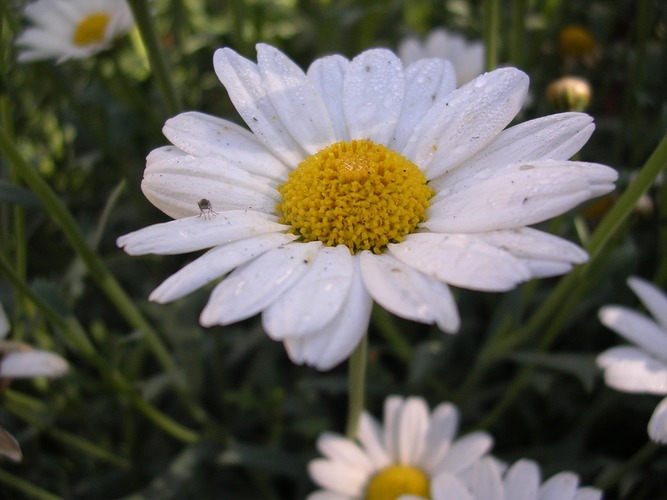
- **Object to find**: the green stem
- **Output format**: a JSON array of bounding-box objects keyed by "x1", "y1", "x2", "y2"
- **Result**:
[
  {"x1": 510, "y1": 0, "x2": 526, "y2": 68},
  {"x1": 594, "y1": 441, "x2": 659, "y2": 492},
  {"x1": 0, "y1": 126, "x2": 207, "y2": 424},
  {"x1": 0, "y1": 250, "x2": 201, "y2": 443},
  {"x1": 477, "y1": 132, "x2": 667, "y2": 428},
  {"x1": 483, "y1": 0, "x2": 501, "y2": 71},
  {"x1": 0, "y1": 469, "x2": 61, "y2": 500},
  {"x1": 372, "y1": 307, "x2": 412, "y2": 364},
  {"x1": 126, "y1": 0, "x2": 182, "y2": 116},
  {"x1": 346, "y1": 333, "x2": 368, "y2": 439}
]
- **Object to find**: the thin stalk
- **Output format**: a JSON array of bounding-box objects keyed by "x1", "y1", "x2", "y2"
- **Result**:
[
  {"x1": 372, "y1": 307, "x2": 412, "y2": 364},
  {"x1": 0, "y1": 126, "x2": 207, "y2": 425},
  {"x1": 126, "y1": 0, "x2": 182, "y2": 116},
  {"x1": 346, "y1": 333, "x2": 368, "y2": 439},
  {"x1": 483, "y1": 0, "x2": 501, "y2": 71},
  {"x1": 0, "y1": 469, "x2": 61, "y2": 500},
  {"x1": 510, "y1": 0, "x2": 526, "y2": 68},
  {"x1": 594, "y1": 441, "x2": 659, "y2": 492}
]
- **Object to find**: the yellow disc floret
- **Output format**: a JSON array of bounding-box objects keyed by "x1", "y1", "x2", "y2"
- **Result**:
[
  {"x1": 73, "y1": 13, "x2": 111, "y2": 46},
  {"x1": 365, "y1": 465, "x2": 431, "y2": 500},
  {"x1": 277, "y1": 140, "x2": 433, "y2": 254}
]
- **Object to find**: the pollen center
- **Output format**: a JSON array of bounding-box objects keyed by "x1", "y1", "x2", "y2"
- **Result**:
[
  {"x1": 277, "y1": 140, "x2": 433, "y2": 254},
  {"x1": 73, "y1": 13, "x2": 111, "y2": 46},
  {"x1": 365, "y1": 464, "x2": 431, "y2": 500}
]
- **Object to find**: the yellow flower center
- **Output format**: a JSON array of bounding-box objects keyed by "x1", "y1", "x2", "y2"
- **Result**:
[
  {"x1": 73, "y1": 13, "x2": 111, "y2": 46},
  {"x1": 365, "y1": 465, "x2": 431, "y2": 500},
  {"x1": 277, "y1": 140, "x2": 433, "y2": 254}
]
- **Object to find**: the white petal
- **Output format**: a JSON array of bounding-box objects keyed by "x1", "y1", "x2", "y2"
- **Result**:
[
  {"x1": 200, "y1": 242, "x2": 322, "y2": 326},
  {"x1": 307, "y1": 55, "x2": 350, "y2": 141},
  {"x1": 430, "y1": 472, "x2": 475, "y2": 500},
  {"x1": 116, "y1": 211, "x2": 287, "y2": 256},
  {"x1": 648, "y1": 396, "x2": 667, "y2": 444},
  {"x1": 306, "y1": 491, "x2": 349, "y2": 500},
  {"x1": 262, "y1": 245, "x2": 354, "y2": 339},
  {"x1": 419, "y1": 403, "x2": 459, "y2": 474},
  {"x1": 599, "y1": 306, "x2": 667, "y2": 361},
  {"x1": 429, "y1": 112, "x2": 595, "y2": 191},
  {"x1": 628, "y1": 277, "x2": 667, "y2": 333},
  {"x1": 425, "y1": 160, "x2": 617, "y2": 233},
  {"x1": 357, "y1": 412, "x2": 391, "y2": 469},
  {"x1": 308, "y1": 458, "x2": 367, "y2": 496},
  {"x1": 468, "y1": 457, "x2": 504, "y2": 500},
  {"x1": 538, "y1": 472, "x2": 578, "y2": 500},
  {"x1": 360, "y1": 252, "x2": 460, "y2": 333},
  {"x1": 162, "y1": 112, "x2": 290, "y2": 181},
  {"x1": 383, "y1": 396, "x2": 404, "y2": 461},
  {"x1": 213, "y1": 47, "x2": 305, "y2": 166},
  {"x1": 282, "y1": 256, "x2": 372, "y2": 370},
  {"x1": 573, "y1": 488, "x2": 603, "y2": 500},
  {"x1": 0, "y1": 351, "x2": 68, "y2": 378},
  {"x1": 403, "y1": 68, "x2": 528, "y2": 175},
  {"x1": 390, "y1": 58, "x2": 456, "y2": 152},
  {"x1": 388, "y1": 233, "x2": 532, "y2": 292},
  {"x1": 141, "y1": 146, "x2": 280, "y2": 219},
  {"x1": 438, "y1": 432, "x2": 493, "y2": 474},
  {"x1": 257, "y1": 43, "x2": 336, "y2": 154},
  {"x1": 395, "y1": 397, "x2": 429, "y2": 465},
  {"x1": 504, "y1": 459, "x2": 540, "y2": 500},
  {"x1": 316, "y1": 432, "x2": 374, "y2": 472},
  {"x1": 343, "y1": 49, "x2": 404, "y2": 145},
  {"x1": 149, "y1": 233, "x2": 297, "y2": 303},
  {"x1": 597, "y1": 346, "x2": 667, "y2": 394}
]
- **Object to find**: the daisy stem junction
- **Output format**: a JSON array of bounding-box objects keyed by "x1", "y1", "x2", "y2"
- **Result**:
[
  {"x1": 0, "y1": 126, "x2": 208, "y2": 427},
  {"x1": 469, "y1": 131, "x2": 667, "y2": 428},
  {"x1": 346, "y1": 332, "x2": 368, "y2": 439},
  {"x1": 126, "y1": 0, "x2": 182, "y2": 117}
]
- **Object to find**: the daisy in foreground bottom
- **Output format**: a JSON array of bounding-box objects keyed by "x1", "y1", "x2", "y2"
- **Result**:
[
  {"x1": 307, "y1": 395, "x2": 601, "y2": 499},
  {"x1": 117, "y1": 43, "x2": 617, "y2": 370}
]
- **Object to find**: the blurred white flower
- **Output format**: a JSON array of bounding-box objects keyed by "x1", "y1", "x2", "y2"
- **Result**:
[
  {"x1": 15, "y1": 0, "x2": 134, "y2": 63},
  {"x1": 598, "y1": 276, "x2": 667, "y2": 444},
  {"x1": 398, "y1": 29, "x2": 485, "y2": 86},
  {"x1": 307, "y1": 396, "x2": 493, "y2": 499},
  {"x1": 401, "y1": 457, "x2": 601, "y2": 500},
  {"x1": 0, "y1": 301, "x2": 68, "y2": 462},
  {"x1": 118, "y1": 43, "x2": 616, "y2": 370}
]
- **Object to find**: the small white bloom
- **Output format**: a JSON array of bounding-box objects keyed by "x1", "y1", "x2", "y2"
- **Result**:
[
  {"x1": 398, "y1": 28, "x2": 485, "y2": 86},
  {"x1": 598, "y1": 276, "x2": 667, "y2": 443},
  {"x1": 15, "y1": 0, "x2": 134, "y2": 63},
  {"x1": 308, "y1": 396, "x2": 493, "y2": 499},
  {"x1": 118, "y1": 43, "x2": 616, "y2": 370},
  {"x1": 400, "y1": 457, "x2": 601, "y2": 500}
]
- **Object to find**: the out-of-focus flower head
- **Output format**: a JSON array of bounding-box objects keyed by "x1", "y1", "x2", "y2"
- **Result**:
[
  {"x1": 547, "y1": 76, "x2": 592, "y2": 112},
  {"x1": 559, "y1": 25, "x2": 600, "y2": 69},
  {"x1": 597, "y1": 277, "x2": 667, "y2": 444},
  {"x1": 0, "y1": 302, "x2": 69, "y2": 461},
  {"x1": 15, "y1": 0, "x2": 135, "y2": 63},
  {"x1": 398, "y1": 28, "x2": 484, "y2": 86}
]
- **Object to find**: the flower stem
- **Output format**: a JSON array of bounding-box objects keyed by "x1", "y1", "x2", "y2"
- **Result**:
[
  {"x1": 0, "y1": 126, "x2": 207, "y2": 425},
  {"x1": 594, "y1": 441, "x2": 659, "y2": 492},
  {"x1": 346, "y1": 333, "x2": 368, "y2": 439},
  {"x1": 483, "y1": 0, "x2": 501, "y2": 71},
  {"x1": 126, "y1": 0, "x2": 182, "y2": 116},
  {"x1": 474, "y1": 131, "x2": 667, "y2": 428},
  {"x1": 0, "y1": 469, "x2": 61, "y2": 500},
  {"x1": 510, "y1": 0, "x2": 526, "y2": 68}
]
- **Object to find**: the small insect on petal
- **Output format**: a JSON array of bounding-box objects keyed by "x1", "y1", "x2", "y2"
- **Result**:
[{"x1": 198, "y1": 198, "x2": 218, "y2": 220}]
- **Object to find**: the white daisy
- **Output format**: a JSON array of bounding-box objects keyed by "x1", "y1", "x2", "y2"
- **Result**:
[
  {"x1": 308, "y1": 395, "x2": 493, "y2": 499},
  {"x1": 15, "y1": 0, "x2": 134, "y2": 63},
  {"x1": 117, "y1": 43, "x2": 617, "y2": 370},
  {"x1": 400, "y1": 457, "x2": 602, "y2": 500},
  {"x1": 597, "y1": 277, "x2": 667, "y2": 444},
  {"x1": 398, "y1": 28, "x2": 485, "y2": 86}
]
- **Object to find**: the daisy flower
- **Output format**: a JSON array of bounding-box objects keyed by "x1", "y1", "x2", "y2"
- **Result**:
[
  {"x1": 307, "y1": 395, "x2": 493, "y2": 499},
  {"x1": 398, "y1": 29, "x2": 484, "y2": 86},
  {"x1": 597, "y1": 277, "x2": 667, "y2": 444},
  {"x1": 117, "y1": 43, "x2": 617, "y2": 370},
  {"x1": 400, "y1": 457, "x2": 601, "y2": 500},
  {"x1": 15, "y1": 0, "x2": 134, "y2": 63},
  {"x1": 0, "y1": 301, "x2": 69, "y2": 462}
]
